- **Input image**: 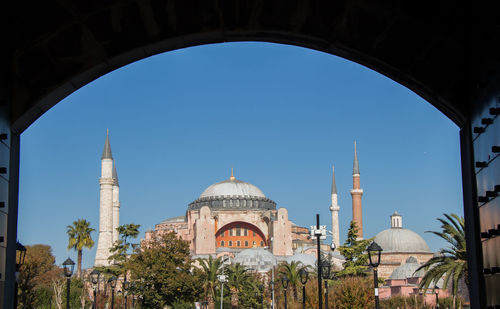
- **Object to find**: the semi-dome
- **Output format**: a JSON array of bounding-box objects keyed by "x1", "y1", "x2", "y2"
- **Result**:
[
  {"x1": 189, "y1": 170, "x2": 276, "y2": 211},
  {"x1": 374, "y1": 212, "x2": 430, "y2": 253},
  {"x1": 233, "y1": 248, "x2": 277, "y2": 272}
]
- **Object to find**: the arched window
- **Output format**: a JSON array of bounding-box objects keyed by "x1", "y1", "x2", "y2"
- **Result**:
[
  {"x1": 221, "y1": 240, "x2": 225, "y2": 247},
  {"x1": 236, "y1": 225, "x2": 241, "y2": 236},
  {"x1": 244, "y1": 241, "x2": 249, "y2": 247},
  {"x1": 237, "y1": 240, "x2": 241, "y2": 247},
  {"x1": 244, "y1": 228, "x2": 248, "y2": 236},
  {"x1": 229, "y1": 241, "x2": 233, "y2": 247}
]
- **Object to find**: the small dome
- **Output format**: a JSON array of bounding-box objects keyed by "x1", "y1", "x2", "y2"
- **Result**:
[
  {"x1": 389, "y1": 256, "x2": 424, "y2": 279},
  {"x1": 200, "y1": 178, "x2": 266, "y2": 198},
  {"x1": 233, "y1": 248, "x2": 277, "y2": 272}
]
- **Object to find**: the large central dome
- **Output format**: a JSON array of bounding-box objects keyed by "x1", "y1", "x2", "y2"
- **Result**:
[
  {"x1": 200, "y1": 178, "x2": 266, "y2": 198},
  {"x1": 189, "y1": 171, "x2": 276, "y2": 211}
]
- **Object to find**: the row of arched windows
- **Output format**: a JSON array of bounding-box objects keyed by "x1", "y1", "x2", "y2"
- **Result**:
[{"x1": 219, "y1": 240, "x2": 264, "y2": 248}]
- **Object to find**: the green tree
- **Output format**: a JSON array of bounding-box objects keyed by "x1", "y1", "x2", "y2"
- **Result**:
[
  {"x1": 338, "y1": 221, "x2": 372, "y2": 277},
  {"x1": 197, "y1": 255, "x2": 224, "y2": 308},
  {"x1": 279, "y1": 261, "x2": 308, "y2": 301},
  {"x1": 18, "y1": 244, "x2": 60, "y2": 308},
  {"x1": 66, "y1": 219, "x2": 95, "y2": 278},
  {"x1": 416, "y1": 213, "x2": 468, "y2": 298},
  {"x1": 106, "y1": 223, "x2": 140, "y2": 276},
  {"x1": 332, "y1": 276, "x2": 374, "y2": 309},
  {"x1": 226, "y1": 263, "x2": 251, "y2": 308},
  {"x1": 127, "y1": 232, "x2": 202, "y2": 308}
]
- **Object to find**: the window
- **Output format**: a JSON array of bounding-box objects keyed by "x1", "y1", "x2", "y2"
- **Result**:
[
  {"x1": 236, "y1": 225, "x2": 241, "y2": 236},
  {"x1": 245, "y1": 241, "x2": 249, "y2": 247},
  {"x1": 229, "y1": 229, "x2": 234, "y2": 236},
  {"x1": 220, "y1": 231, "x2": 224, "y2": 237},
  {"x1": 221, "y1": 240, "x2": 225, "y2": 247},
  {"x1": 237, "y1": 241, "x2": 241, "y2": 247},
  {"x1": 253, "y1": 231, "x2": 256, "y2": 237},
  {"x1": 229, "y1": 241, "x2": 233, "y2": 247},
  {"x1": 253, "y1": 241, "x2": 256, "y2": 246},
  {"x1": 244, "y1": 228, "x2": 248, "y2": 236},
  {"x1": 260, "y1": 241, "x2": 264, "y2": 247}
]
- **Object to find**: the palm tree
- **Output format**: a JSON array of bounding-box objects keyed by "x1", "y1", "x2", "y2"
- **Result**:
[
  {"x1": 66, "y1": 219, "x2": 95, "y2": 278},
  {"x1": 197, "y1": 256, "x2": 224, "y2": 309},
  {"x1": 227, "y1": 263, "x2": 251, "y2": 308},
  {"x1": 416, "y1": 213, "x2": 468, "y2": 298},
  {"x1": 279, "y1": 261, "x2": 307, "y2": 301}
]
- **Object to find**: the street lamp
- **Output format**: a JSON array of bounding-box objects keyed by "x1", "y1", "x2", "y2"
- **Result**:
[
  {"x1": 269, "y1": 279, "x2": 275, "y2": 309},
  {"x1": 281, "y1": 276, "x2": 289, "y2": 309},
  {"x1": 90, "y1": 269, "x2": 100, "y2": 309},
  {"x1": 434, "y1": 285, "x2": 440, "y2": 309},
  {"x1": 108, "y1": 276, "x2": 117, "y2": 309},
  {"x1": 218, "y1": 272, "x2": 227, "y2": 309},
  {"x1": 259, "y1": 284, "x2": 264, "y2": 309},
  {"x1": 123, "y1": 280, "x2": 130, "y2": 309},
  {"x1": 62, "y1": 258, "x2": 75, "y2": 309},
  {"x1": 299, "y1": 268, "x2": 309, "y2": 309},
  {"x1": 15, "y1": 241, "x2": 27, "y2": 307},
  {"x1": 367, "y1": 241, "x2": 383, "y2": 309},
  {"x1": 320, "y1": 260, "x2": 331, "y2": 309},
  {"x1": 131, "y1": 282, "x2": 137, "y2": 309}
]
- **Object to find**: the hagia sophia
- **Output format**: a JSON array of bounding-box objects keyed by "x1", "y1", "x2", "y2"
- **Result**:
[{"x1": 93, "y1": 131, "x2": 448, "y2": 300}]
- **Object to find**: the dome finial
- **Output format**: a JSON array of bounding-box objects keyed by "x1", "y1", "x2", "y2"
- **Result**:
[{"x1": 230, "y1": 167, "x2": 235, "y2": 180}]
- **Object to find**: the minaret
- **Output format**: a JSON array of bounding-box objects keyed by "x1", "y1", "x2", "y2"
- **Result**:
[
  {"x1": 350, "y1": 141, "x2": 364, "y2": 239},
  {"x1": 329, "y1": 165, "x2": 340, "y2": 249},
  {"x1": 95, "y1": 130, "x2": 114, "y2": 266},
  {"x1": 112, "y1": 161, "x2": 120, "y2": 244}
]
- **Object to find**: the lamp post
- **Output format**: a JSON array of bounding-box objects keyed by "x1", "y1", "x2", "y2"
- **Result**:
[
  {"x1": 90, "y1": 269, "x2": 100, "y2": 309},
  {"x1": 108, "y1": 276, "x2": 117, "y2": 309},
  {"x1": 299, "y1": 268, "x2": 309, "y2": 309},
  {"x1": 269, "y1": 279, "x2": 275, "y2": 309},
  {"x1": 218, "y1": 272, "x2": 227, "y2": 309},
  {"x1": 123, "y1": 280, "x2": 130, "y2": 309},
  {"x1": 62, "y1": 258, "x2": 75, "y2": 309},
  {"x1": 15, "y1": 241, "x2": 26, "y2": 308},
  {"x1": 310, "y1": 214, "x2": 327, "y2": 309},
  {"x1": 131, "y1": 283, "x2": 137, "y2": 309},
  {"x1": 367, "y1": 241, "x2": 383, "y2": 309},
  {"x1": 434, "y1": 285, "x2": 439, "y2": 309},
  {"x1": 320, "y1": 260, "x2": 331, "y2": 309},
  {"x1": 281, "y1": 276, "x2": 289, "y2": 309},
  {"x1": 258, "y1": 284, "x2": 264, "y2": 309}
]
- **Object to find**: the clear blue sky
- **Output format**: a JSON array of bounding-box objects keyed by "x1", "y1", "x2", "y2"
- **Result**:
[{"x1": 17, "y1": 42, "x2": 463, "y2": 269}]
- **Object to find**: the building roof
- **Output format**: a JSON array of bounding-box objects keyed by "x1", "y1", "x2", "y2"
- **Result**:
[
  {"x1": 233, "y1": 248, "x2": 277, "y2": 272},
  {"x1": 286, "y1": 253, "x2": 317, "y2": 267},
  {"x1": 161, "y1": 215, "x2": 186, "y2": 224},
  {"x1": 200, "y1": 174, "x2": 266, "y2": 199}
]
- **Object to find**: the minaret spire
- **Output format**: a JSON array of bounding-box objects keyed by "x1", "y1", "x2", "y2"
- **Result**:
[
  {"x1": 350, "y1": 141, "x2": 364, "y2": 239},
  {"x1": 353, "y1": 140, "x2": 359, "y2": 175},
  {"x1": 329, "y1": 165, "x2": 340, "y2": 250},
  {"x1": 102, "y1": 129, "x2": 113, "y2": 159},
  {"x1": 230, "y1": 167, "x2": 235, "y2": 180}
]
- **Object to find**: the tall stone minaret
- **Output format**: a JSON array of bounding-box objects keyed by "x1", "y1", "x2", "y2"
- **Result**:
[
  {"x1": 329, "y1": 165, "x2": 340, "y2": 249},
  {"x1": 350, "y1": 141, "x2": 364, "y2": 239},
  {"x1": 95, "y1": 130, "x2": 114, "y2": 266},
  {"x1": 112, "y1": 161, "x2": 120, "y2": 244}
]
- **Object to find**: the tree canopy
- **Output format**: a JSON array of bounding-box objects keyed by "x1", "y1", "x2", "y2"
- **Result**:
[{"x1": 338, "y1": 220, "x2": 373, "y2": 277}]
